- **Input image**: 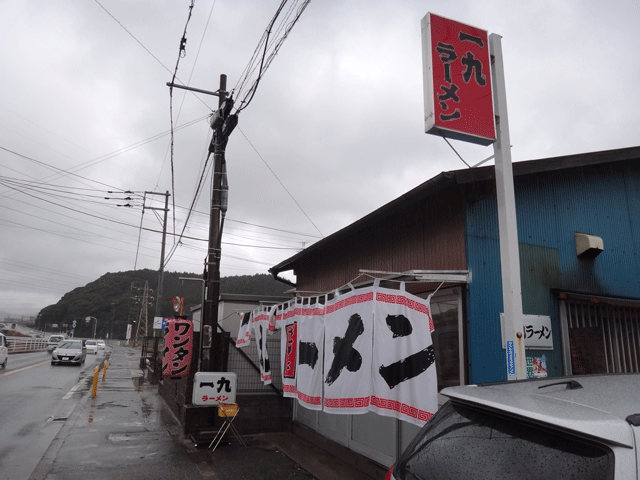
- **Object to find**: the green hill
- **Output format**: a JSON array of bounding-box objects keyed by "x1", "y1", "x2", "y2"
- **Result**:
[{"x1": 35, "y1": 270, "x2": 291, "y2": 339}]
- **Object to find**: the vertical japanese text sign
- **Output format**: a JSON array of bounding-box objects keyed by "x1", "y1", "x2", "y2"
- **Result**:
[
  {"x1": 421, "y1": 13, "x2": 496, "y2": 146},
  {"x1": 162, "y1": 319, "x2": 194, "y2": 378}
]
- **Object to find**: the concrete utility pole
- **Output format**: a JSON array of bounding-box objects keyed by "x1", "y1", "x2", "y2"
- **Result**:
[
  {"x1": 166, "y1": 74, "x2": 237, "y2": 372},
  {"x1": 144, "y1": 191, "x2": 170, "y2": 328},
  {"x1": 204, "y1": 74, "x2": 229, "y2": 372}
]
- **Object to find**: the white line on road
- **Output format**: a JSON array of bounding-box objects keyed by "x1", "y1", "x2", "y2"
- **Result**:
[
  {"x1": 62, "y1": 378, "x2": 89, "y2": 399},
  {"x1": 0, "y1": 359, "x2": 50, "y2": 378}
]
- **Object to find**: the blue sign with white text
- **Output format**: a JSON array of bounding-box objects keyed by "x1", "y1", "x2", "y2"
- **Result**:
[{"x1": 506, "y1": 340, "x2": 516, "y2": 380}]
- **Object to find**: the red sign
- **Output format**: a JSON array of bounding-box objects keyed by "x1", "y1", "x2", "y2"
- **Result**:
[
  {"x1": 162, "y1": 319, "x2": 194, "y2": 378},
  {"x1": 284, "y1": 323, "x2": 298, "y2": 379},
  {"x1": 421, "y1": 13, "x2": 496, "y2": 146}
]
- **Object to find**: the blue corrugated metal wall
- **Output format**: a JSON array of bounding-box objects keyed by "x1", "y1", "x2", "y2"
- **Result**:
[{"x1": 465, "y1": 162, "x2": 640, "y2": 384}]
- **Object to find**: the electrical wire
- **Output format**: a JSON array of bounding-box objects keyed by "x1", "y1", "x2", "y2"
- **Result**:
[
  {"x1": 162, "y1": 150, "x2": 213, "y2": 266},
  {"x1": 168, "y1": 0, "x2": 197, "y2": 243},
  {"x1": 0, "y1": 116, "x2": 208, "y2": 199},
  {"x1": 238, "y1": 126, "x2": 323, "y2": 237},
  {"x1": 234, "y1": 0, "x2": 311, "y2": 113},
  {"x1": 235, "y1": 0, "x2": 289, "y2": 112}
]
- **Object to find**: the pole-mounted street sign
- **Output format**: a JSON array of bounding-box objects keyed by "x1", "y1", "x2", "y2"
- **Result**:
[
  {"x1": 422, "y1": 13, "x2": 525, "y2": 380},
  {"x1": 421, "y1": 13, "x2": 496, "y2": 146}
]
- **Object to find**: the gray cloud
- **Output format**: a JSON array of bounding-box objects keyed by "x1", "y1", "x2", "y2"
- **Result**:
[{"x1": 1, "y1": 0, "x2": 639, "y2": 315}]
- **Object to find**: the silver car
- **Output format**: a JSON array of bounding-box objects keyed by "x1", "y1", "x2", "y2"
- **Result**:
[
  {"x1": 388, "y1": 374, "x2": 640, "y2": 479},
  {"x1": 51, "y1": 340, "x2": 86, "y2": 366}
]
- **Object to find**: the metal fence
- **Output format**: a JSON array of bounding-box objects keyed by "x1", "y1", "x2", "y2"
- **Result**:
[
  {"x1": 228, "y1": 335, "x2": 282, "y2": 394},
  {"x1": 140, "y1": 336, "x2": 164, "y2": 381},
  {"x1": 141, "y1": 331, "x2": 283, "y2": 394},
  {"x1": 566, "y1": 298, "x2": 640, "y2": 374},
  {"x1": 5, "y1": 336, "x2": 48, "y2": 353}
]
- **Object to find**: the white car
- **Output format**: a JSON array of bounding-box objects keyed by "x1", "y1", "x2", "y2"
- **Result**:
[
  {"x1": 388, "y1": 374, "x2": 640, "y2": 479},
  {"x1": 0, "y1": 333, "x2": 8, "y2": 369},
  {"x1": 47, "y1": 334, "x2": 65, "y2": 352},
  {"x1": 85, "y1": 339, "x2": 98, "y2": 354},
  {"x1": 96, "y1": 340, "x2": 106, "y2": 350}
]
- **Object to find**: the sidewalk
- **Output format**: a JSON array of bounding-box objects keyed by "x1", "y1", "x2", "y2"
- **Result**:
[{"x1": 31, "y1": 346, "x2": 378, "y2": 480}]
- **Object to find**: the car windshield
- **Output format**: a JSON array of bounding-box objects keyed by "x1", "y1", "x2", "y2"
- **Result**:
[
  {"x1": 86, "y1": 341, "x2": 96, "y2": 345},
  {"x1": 395, "y1": 401, "x2": 613, "y2": 480},
  {"x1": 58, "y1": 342, "x2": 82, "y2": 350}
]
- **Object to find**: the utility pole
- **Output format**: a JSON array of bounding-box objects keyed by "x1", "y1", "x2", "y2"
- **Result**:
[
  {"x1": 204, "y1": 74, "x2": 229, "y2": 372},
  {"x1": 143, "y1": 191, "x2": 170, "y2": 333},
  {"x1": 167, "y1": 74, "x2": 237, "y2": 372}
]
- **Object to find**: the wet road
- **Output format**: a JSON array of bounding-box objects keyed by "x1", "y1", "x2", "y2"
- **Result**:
[
  {"x1": 0, "y1": 348, "x2": 107, "y2": 480},
  {"x1": 3, "y1": 346, "x2": 377, "y2": 480}
]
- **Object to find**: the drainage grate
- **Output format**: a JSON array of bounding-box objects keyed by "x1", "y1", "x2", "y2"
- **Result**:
[{"x1": 48, "y1": 416, "x2": 68, "y2": 422}]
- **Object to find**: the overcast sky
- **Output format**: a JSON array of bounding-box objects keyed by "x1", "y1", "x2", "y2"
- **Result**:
[{"x1": 1, "y1": 0, "x2": 639, "y2": 317}]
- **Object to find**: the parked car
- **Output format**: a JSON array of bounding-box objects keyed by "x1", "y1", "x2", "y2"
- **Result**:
[
  {"x1": 0, "y1": 333, "x2": 8, "y2": 369},
  {"x1": 96, "y1": 339, "x2": 106, "y2": 350},
  {"x1": 85, "y1": 339, "x2": 98, "y2": 354},
  {"x1": 51, "y1": 339, "x2": 86, "y2": 366},
  {"x1": 387, "y1": 374, "x2": 640, "y2": 479},
  {"x1": 47, "y1": 334, "x2": 66, "y2": 352}
]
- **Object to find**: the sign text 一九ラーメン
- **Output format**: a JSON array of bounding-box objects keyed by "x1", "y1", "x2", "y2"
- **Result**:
[{"x1": 422, "y1": 13, "x2": 496, "y2": 146}]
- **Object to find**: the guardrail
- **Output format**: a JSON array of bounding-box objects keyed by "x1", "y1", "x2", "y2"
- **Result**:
[{"x1": 6, "y1": 337, "x2": 48, "y2": 353}]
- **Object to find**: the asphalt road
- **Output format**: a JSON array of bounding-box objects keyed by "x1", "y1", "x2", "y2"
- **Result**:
[{"x1": 0, "y1": 348, "x2": 107, "y2": 480}]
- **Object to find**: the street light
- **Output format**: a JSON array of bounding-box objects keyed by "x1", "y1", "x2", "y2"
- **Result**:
[{"x1": 85, "y1": 316, "x2": 97, "y2": 339}]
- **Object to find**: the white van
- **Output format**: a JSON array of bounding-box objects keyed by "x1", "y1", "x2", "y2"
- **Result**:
[
  {"x1": 47, "y1": 334, "x2": 65, "y2": 352},
  {"x1": 0, "y1": 333, "x2": 8, "y2": 369}
]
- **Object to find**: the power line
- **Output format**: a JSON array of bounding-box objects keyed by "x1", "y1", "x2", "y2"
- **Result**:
[
  {"x1": 0, "y1": 116, "x2": 208, "y2": 199},
  {"x1": 93, "y1": 0, "x2": 174, "y2": 78},
  {"x1": 235, "y1": 0, "x2": 312, "y2": 112},
  {"x1": 168, "y1": 0, "x2": 198, "y2": 241},
  {"x1": 237, "y1": 126, "x2": 323, "y2": 237}
]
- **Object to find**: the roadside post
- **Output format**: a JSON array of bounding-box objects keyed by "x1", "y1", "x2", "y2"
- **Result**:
[{"x1": 91, "y1": 366, "x2": 99, "y2": 398}]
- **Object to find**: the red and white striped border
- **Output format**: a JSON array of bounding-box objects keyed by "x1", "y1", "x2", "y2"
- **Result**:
[{"x1": 370, "y1": 396, "x2": 433, "y2": 422}]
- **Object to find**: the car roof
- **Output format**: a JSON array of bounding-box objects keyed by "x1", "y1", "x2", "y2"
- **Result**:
[{"x1": 441, "y1": 374, "x2": 640, "y2": 448}]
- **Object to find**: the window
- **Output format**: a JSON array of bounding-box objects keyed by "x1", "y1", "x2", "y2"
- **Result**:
[
  {"x1": 561, "y1": 295, "x2": 640, "y2": 375},
  {"x1": 416, "y1": 288, "x2": 464, "y2": 390},
  {"x1": 395, "y1": 402, "x2": 613, "y2": 479}
]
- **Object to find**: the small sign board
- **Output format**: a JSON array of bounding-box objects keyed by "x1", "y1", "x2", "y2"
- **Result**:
[
  {"x1": 153, "y1": 317, "x2": 168, "y2": 330},
  {"x1": 421, "y1": 13, "x2": 496, "y2": 145},
  {"x1": 506, "y1": 340, "x2": 516, "y2": 381},
  {"x1": 501, "y1": 314, "x2": 553, "y2": 350},
  {"x1": 192, "y1": 372, "x2": 237, "y2": 406}
]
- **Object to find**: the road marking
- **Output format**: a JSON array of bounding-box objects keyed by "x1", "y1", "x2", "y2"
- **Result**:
[
  {"x1": 0, "y1": 359, "x2": 50, "y2": 378},
  {"x1": 62, "y1": 378, "x2": 89, "y2": 399}
]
